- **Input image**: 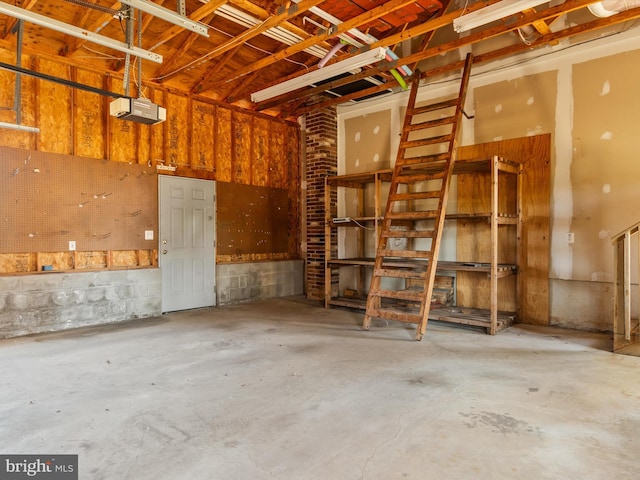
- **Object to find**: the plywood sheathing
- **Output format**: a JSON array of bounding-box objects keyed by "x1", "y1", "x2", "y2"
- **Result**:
[
  {"x1": 0, "y1": 53, "x2": 301, "y2": 270},
  {"x1": 458, "y1": 135, "x2": 551, "y2": 326}
]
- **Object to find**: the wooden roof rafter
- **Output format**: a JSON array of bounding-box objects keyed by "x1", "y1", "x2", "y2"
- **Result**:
[
  {"x1": 161, "y1": 0, "x2": 325, "y2": 86},
  {"x1": 2, "y1": 0, "x2": 38, "y2": 39},
  {"x1": 287, "y1": 2, "x2": 640, "y2": 117},
  {"x1": 225, "y1": 0, "x2": 430, "y2": 85},
  {"x1": 268, "y1": 0, "x2": 599, "y2": 113},
  {"x1": 153, "y1": 12, "x2": 216, "y2": 83}
]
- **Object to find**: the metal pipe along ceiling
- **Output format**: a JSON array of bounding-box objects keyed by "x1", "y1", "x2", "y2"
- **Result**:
[{"x1": 589, "y1": 0, "x2": 640, "y2": 17}]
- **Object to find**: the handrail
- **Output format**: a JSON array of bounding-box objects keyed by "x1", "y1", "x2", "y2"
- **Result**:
[
  {"x1": 611, "y1": 220, "x2": 640, "y2": 244},
  {"x1": 611, "y1": 221, "x2": 639, "y2": 347}
]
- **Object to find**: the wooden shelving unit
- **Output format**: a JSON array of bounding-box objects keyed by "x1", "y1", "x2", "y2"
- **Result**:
[{"x1": 324, "y1": 156, "x2": 522, "y2": 334}]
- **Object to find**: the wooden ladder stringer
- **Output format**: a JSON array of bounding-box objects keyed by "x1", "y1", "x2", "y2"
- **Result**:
[{"x1": 363, "y1": 53, "x2": 474, "y2": 341}]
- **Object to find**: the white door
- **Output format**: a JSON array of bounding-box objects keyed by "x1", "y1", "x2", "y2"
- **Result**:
[{"x1": 159, "y1": 176, "x2": 216, "y2": 312}]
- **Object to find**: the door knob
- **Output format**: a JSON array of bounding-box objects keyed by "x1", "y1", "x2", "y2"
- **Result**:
[{"x1": 162, "y1": 249, "x2": 168, "y2": 254}]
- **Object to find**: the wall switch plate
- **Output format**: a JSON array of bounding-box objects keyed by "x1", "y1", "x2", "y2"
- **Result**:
[
  {"x1": 145, "y1": 230, "x2": 154, "y2": 240},
  {"x1": 567, "y1": 232, "x2": 574, "y2": 244},
  {"x1": 69, "y1": 240, "x2": 76, "y2": 251}
]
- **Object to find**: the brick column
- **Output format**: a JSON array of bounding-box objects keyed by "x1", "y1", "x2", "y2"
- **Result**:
[{"x1": 305, "y1": 106, "x2": 337, "y2": 301}]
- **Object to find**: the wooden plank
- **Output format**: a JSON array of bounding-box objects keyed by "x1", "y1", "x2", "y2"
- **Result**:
[
  {"x1": 190, "y1": 100, "x2": 215, "y2": 171},
  {"x1": 286, "y1": 123, "x2": 300, "y2": 258},
  {"x1": 36, "y1": 57, "x2": 72, "y2": 154},
  {"x1": 232, "y1": 110, "x2": 252, "y2": 184},
  {"x1": 37, "y1": 252, "x2": 74, "y2": 271},
  {"x1": 252, "y1": 116, "x2": 270, "y2": 186},
  {"x1": 165, "y1": 92, "x2": 190, "y2": 166},
  {"x1": 0, "y1": 49, "x2": 32, "y2": 149},
  {"x1": 73, "y1": 69, "x2": 105, "y2": 159},
  {"x1": 267, "y1": 113, "x2": 286, "y2": 184},
  {"x1": 215, "y1": 107, "x2": 232, "y2": 182},
  {"x1": 111, "y1": 250, "x2": 138, "y2": 268},
  {"x1": 149, "y1": 89, "x2": 166, "y2": 164},
  {"x1": 75, "y1": 251, "x2": 108, "y2": 269},
  {"x1": 0, "y1": 253, "x2": 36, "y2": 273}
]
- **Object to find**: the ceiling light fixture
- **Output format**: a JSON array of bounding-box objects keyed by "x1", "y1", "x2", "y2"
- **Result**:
[
  {"x1": 119, "y1": 0, "x2": 209, "y2": 37},
  {"x1": 0, "y1": 2, "x2": 162, "y2": 63},
  {"x1": 251, "y1": 47, "x2": 387, "y2": 103},
  {"x1": 214, "y1": 4, "x2": 327, "y2": 58},
  {"x1": 453, "y1": 0, "x2": 550, "y2": 33}
]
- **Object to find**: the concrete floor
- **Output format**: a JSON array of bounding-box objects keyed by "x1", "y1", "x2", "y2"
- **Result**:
[{"x1": 1, "y1": 296, "x2": 639, "y2": 480}]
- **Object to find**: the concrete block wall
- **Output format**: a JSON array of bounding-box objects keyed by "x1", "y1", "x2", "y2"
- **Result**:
[
  {"x1": 0, "y1": 269, "x2": 161, "y2": 338},
  {"x1": 217, "y1": 260, "x2": 304, "y2": 305},
  {"x1": 305, "y1": 105, "x2": 338, "y2": 300}
]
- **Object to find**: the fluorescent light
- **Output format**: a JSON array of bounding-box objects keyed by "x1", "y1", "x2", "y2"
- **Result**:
[
  {"x1": 453, "y1": 0, "x2": 550, "y2": 33},
  {"x1": 251, "y1": 47, "x2": 387, "y2": 103},
  {"x1": 0, "y1": 3, "x2": 162, "y2": 63},
  {"x1": 215, "y1": 4, "x2": 328, "y2": 58},
  {"x1": 119, "y1": 0, "x2": 209, "y2": 37}
]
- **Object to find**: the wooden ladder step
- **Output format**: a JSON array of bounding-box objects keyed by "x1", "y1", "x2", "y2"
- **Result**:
[
  {"x1": 378, "y1": 249, "x2": 433, "y2": 259},
  {"x1": 406, "y1": 116, "x2": 455, "y2": 131},
  {"x1": 363, "y1": 53, "x2": 474, "y2": 341},
  {"x1": 401, "y1": 134, "x2": 453, "y2": 149},
  {"x1": 365, "y1": 307, "x2": 423, "y2": 324},
  {"x1": 395, "y1": 172, "x2": 447, "y2": 183},
  {"x1": 410, "y1": 98, "x2": 459, "y2": 115},
  {"x1": 402, "y1": 153, "x2": 450, "y2": 166},
  {"x1": 390, "y1": 190, "x2": 441, "y2": 201},
  {"x1": 374, "y1": 268, "x2": 427, "y2": 279},
  {"x1": 386, "y1": 211, "x2": 438, "y2": 220},
  {"x1": 382, "y1": 230, "x2": 435, "y2": 239},
  {"x1": 370, "y1": 289, "x2": 424, "y2": 301}
]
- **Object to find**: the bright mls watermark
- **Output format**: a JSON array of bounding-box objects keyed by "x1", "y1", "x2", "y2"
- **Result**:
[{"x1": 0, "y1": 455, "x2": 77, "y2": 480}]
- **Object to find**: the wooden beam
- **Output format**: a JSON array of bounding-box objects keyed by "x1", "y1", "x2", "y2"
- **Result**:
[
  {"x1": 161, "y1": 0, "x2": 324, "y2": 85},
  {"x1": 147, "y1": 0, "x2": 229, "y2": 51},
  {"x1": 2, "y1": 0, "x2": 38, "y2": 39},
  {"x1": 59, "y1": 2, "x2": 121, "y2": 57},
  {"x1": 110, "y1": 6, "x2": 161, "y2": 72},
  {"x1": 200, "y1": 0, "x2": 325, "y2": 63},
  {"x1": 277, "y1": 0, "x2": 604, "y2": 112},
  {"x1": 245, "y1": 0, "x2": 497, "y2": 102},
  {"x1": 289, "y1": 3, "x2": 640, "y2": 116},
  {"x1": 223, "y1": 0, "x2": 432, "y2": 82},
  {"x1": 254, "y1": 9, "x2": 447, "y2": 111},
  {"x1": 154, "y1": 12, "x2": 216, "y2": 83},
  {"x1": 190, "y1": 43, "x2": 243, "y2": 94}
]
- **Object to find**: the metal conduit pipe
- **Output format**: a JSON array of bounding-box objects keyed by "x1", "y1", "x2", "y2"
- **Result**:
[{"x1": 588, "y1": 0, "x2": 640, "y2": 17}]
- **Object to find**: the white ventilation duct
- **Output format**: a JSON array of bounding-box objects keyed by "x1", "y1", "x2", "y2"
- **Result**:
[{"x1": 588, "y1": 0, "x2": 640, "y2": 17}]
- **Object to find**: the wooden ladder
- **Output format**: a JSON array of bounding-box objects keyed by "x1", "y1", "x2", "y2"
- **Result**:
[{"x1": 363, "y1": 53, "x2": 473, "y2": 341}]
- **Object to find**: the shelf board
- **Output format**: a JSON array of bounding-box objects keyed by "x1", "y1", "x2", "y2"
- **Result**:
[
  {"x1": 327, "y1": 258, "x2": 517, "y2": 276},
  {"x1": 327, "y1": 296, "x2": 515, "y2": 333}
]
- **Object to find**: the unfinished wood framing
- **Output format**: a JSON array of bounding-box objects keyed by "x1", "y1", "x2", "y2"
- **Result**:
[
  {"x1": 0, "y1": 53, "x2": 301, "y2": 273},
  {"x1": 325, "y1": 156, "x2": 521, "y2": 336},
  {"x1": 612, "y1": 222, "x2": 640, "y2": 356}
]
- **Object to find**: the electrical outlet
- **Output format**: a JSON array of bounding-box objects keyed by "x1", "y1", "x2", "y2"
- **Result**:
[
  {"x1": 69, "y1": 240, "x2": 76, "y2": 251},
  {"x1": 567, "y1": 232, "x2": 574, "y2": 244},
  {"x1": 145, "y1": 230, "x2": 154, "y2": 240}
]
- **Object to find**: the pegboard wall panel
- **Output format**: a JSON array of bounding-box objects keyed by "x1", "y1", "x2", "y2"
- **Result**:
[
  {"x1": 217, "y1": 182, "x2": 288, "y2": 256},
  {"x1": 1, "y1": 146, "x2": 158, "y2": 253}
]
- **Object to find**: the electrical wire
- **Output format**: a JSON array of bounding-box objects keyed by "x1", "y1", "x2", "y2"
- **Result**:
[
  {"x1": 79, "y1": 44, "x2": 123, "y2": 60},
  {"x1": 150, "y1": 20, "x2": 309, "y2": 82},
  {"x1": 351, "y1": 219, "x2": 375, "y2": 230}
]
